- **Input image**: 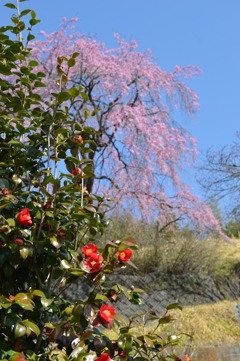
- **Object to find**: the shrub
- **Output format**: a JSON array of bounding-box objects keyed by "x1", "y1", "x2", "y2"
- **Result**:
[
  {"x1": 97, "y1": 211, "x2": 226, "y2": 276},
  {"x1": 0, "y1": 3, "x2": 192, "y2": 361}
]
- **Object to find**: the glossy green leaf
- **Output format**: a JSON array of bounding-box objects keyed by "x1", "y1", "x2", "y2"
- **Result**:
[
  {"x1": 8, "y1": 353, "x2": 22, "y2": 361},
  {"x1": 30, "y1": 10, "x2": 36, "y2": 18},
  {"x1": 68, "y1": 87, "x2": 79, "y2": 97},
  {"x1": 41, "y1": 298, "x2": 53, "y2": 307},
  {"x1": 34, "y1": 80, "x2": 46, "y2": 87},
  {"x1": 4, "y1": 3, "x2": 17, "y2": 9},
  {"x1": 60, "y1": 259, "x2": 72, "y2": 269},
  {"x1": 80, "y1": 92, "x2": 89, "y2": 101},
  {"x1": 72, "y1": 52, "x2": 80, "y2": 58},
  {"x1": 67, "y1": 58, "x2": 76, "y2": 67},
  {"x1": 111, "y1": 314, "x2": 128, "y2": 326},
  {"x1": 7, "y1": 218, "x2": 16, "y2": 227},
  {"x1": 32, "y1": 289, "x2": 45, "y2": 297},
  {"x1": 50, "y1": 237, "x2": 62, "y2": 249},
  {"x1": 14, "y1": 323, "x2": 26, "y2": 338},
  {"x1": 20, "y1": 9, "x2": 31, "y2": 16},
  {"x1": 12, "y1": 174, "x2": 21, "y2": 184},
  {"x1": 20, "y1": 247, "x2": 29, "y2": 260},
  {"x1": 166, "y1": 303, "x2": 182, "y2": 311},
  {"x1": 58, "y1": 91, "x2": 71, "y2": 103},
  {"x1": 22, "y1": 320, "x2": 40, "y2": 336}
]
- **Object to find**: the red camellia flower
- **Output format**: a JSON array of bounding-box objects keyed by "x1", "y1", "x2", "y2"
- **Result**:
[
  {"x1": 118, "y1": 248, "x2": 132, "y2": 262},
  {"x1": 95, "y1": 353, "x2": 111, "y2": 361},
  {"x1": 0, "y1": 242, "x2": 2, "y2": 248},
  {"x1": 72, "y1": 168, "x2": 82, "y2": 176},
  {"x1": 15, "y1": 238, "x2": 24, "y2": 246},
  {"x1": 99, "y1": 304, "x2": 116, "y2": 323},
  {"x1": 57, "y1": 228, "x2": 67, "y2": 238},
  {"x1": 84, "y1": 253, "x2": 103, "y2": 273},
  {"x1": 82, "y1": 243, "x2": 98, "y2": 257},
  {"x1": 16, "y1": 208, "x2": 32, "y2": 227}
]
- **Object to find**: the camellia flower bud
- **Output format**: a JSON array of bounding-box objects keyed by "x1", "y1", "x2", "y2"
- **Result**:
[
  {"x1": 72, "y1": 168, "x2": 82, "y2": 176},
  {"x1": 15, "y1": 238, "x2": 24, "y2": 246},
  {"x1": 42, "y1": 201, "x2": 52, "y2": 210},
  {"x1": 63, "y1": 322, "x2": 71, "y2": 329},
  {"x1": 0, "y1": 226, "x2": 8, "y2": 232}
]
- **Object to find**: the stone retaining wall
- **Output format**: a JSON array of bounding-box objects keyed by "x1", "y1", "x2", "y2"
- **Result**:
[{"x1": 64, "y1": 273, "x2": 240, "y2": 318}]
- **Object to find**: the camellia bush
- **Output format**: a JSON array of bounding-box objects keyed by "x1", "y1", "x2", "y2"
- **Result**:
[{"x1": 0, "y1": 2, "x2": 192, "y2": 361}]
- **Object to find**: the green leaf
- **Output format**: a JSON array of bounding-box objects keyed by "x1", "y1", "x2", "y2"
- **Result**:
[
  {"x1": 68, "y1": 87, "x2": 79, "y2": 97},
  {"x1": 41, "y1": 298, "x2": 53, "y2": 307},
  {"x1": 0, "y1": 63, "x2": 11, "y2": 75},
  {"x1": 20, "y1": 247, "x2": 29, "y2": 260},
  {"x1": 29, "y1": 18, "x2": 41, "y2": 26},
  {"x1": 144, "y1": 336, "x2": 153, "y2": 347},
  {"x1": 22, "y1": 320, "x2": 40, "y2": 336},
  {"x1": 80, "y1": 92, "x2": 89, "y2": 101},
  {"x1": 58, "y1": 91, "x2": 71, "y2": 103},
  {"x1": 20, "y1": 9, "x2": 31, "y2": 16},
  {"x1": 32, "y1": 289, "x2": 45, "y2": 297},
  {"x1": 111, "y1": 314, "x2": 128, "y2": 326},
  {"x1": 50, "y1": 237, "x2": 62, "y2": 249},
  {"x1": 30, "y1": 10, "x2": 36, "y2": 18},
  {"x1": 7, "y1": 218, "x2": 15, "y2": 226},
  {"x1": 60, "y1": 259, "x2": 72, "y2": 269},
  {"x1": 166, "y1": 303, "x2": 182, "y2": 311},
  {"x1": 125, "y1": 336, "x2": 133, "y2": 350},
  {"x1": 14, "y1": 323, "x2": 26, "y2": 338},
  {"x1": 72, "y1": 52, "x2": 80, "y2": 58},
  {"x1": 4, "y1": 3, "x2": 17, "y2": 9},
  {"x1": 34, "y1": 80, "x2": 46, "y2": 87},
  {"x1": 95, "y1": 294, "x2": 108, "y2": 301},
  {"x1": 67, "y1": 58, "x2": 76, "y2": 67},
  {"x1": 29, "y1": 60, "x2": 39, "y2": 66},
  {"x1": 117, "y1": 243, "x2": 130, "y2": 252},
  {"x1": 27, "y1": 33, "x2": 35, "y2": 41},
  {"x1": 0, "y1": 178, "x2": 10, "y2": 189},
  {"x1": 8, "y1": 353, "x2": 22, "y2": 361}
]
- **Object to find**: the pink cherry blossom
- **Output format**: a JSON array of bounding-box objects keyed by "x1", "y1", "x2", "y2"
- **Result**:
[{"x1": 27, "y1": 19, "x2": 227, "y2": 240}]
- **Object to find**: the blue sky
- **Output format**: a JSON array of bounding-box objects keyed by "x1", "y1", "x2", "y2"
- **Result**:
[{"x1": 1, "y1": 0, "x2": 239, "y2": 203}]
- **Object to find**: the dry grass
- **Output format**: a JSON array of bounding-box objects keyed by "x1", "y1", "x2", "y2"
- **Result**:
[
  {"x1": 97, "y1": 211, "x2": 240, "y2": 276},
  {"x1": 102, "y1": 299, "x2": 240, "y2": 346},
  {"x1": 155, "y1": 299, "x2": 240, "y2": 346},
  {"x1": 214, "y1": 237, "x2": 240, "y2": 275}
]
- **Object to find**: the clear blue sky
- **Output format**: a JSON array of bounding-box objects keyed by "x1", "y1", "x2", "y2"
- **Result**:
[{"x1": 1, "y1": 0, "x2": 239, "y2": 201}]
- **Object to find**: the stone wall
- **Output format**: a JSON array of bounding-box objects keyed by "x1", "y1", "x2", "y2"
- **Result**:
[{"x1": 64, "y1": 272, "x2": 240, "y2": 318}]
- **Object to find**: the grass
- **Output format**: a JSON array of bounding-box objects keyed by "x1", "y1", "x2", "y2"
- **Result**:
[
  {"x1": 97, "y1": 211, "x2": 240, "y2": 276},
  {"x1": 160, "y1": 299, "x2": 240, "y2": 346},
  {"x1": 102, "y1": 299, "x2": 240, "y2": 347}
]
